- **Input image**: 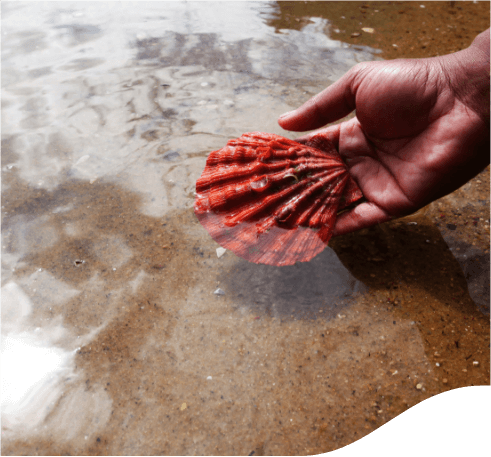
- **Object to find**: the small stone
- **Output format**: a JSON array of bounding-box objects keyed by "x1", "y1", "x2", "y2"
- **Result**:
[
  {"x1": 216, "y1": 247, "x2": 227, "y2": 258},
  {"x1": 214, "y1": 288, "x2": 225, "y2": 296},
  {"x1": 362, "y1": 27, "x2": 375, "y2": 33},
  {"x1": 416, "y1": 383, "x2": 423, "y2": 390},
  {"x1": 207, "y1": 376, "x2": 212, "y2": 380},
  {"x1": 473, "y1": 361, "x2": 479, "y2": 366},
  {"x1": 442, "y1": 378, "x2": 448, "y2": 384},
  {"x1": 180, "y1": 402, "x2": 187, "y2": 411},
  {"x1": 351, "y1": 32, "x2": 361, "y2": 37},
  {"x1": 163, "y1": 151, "x2": 181, "y2": 161}
]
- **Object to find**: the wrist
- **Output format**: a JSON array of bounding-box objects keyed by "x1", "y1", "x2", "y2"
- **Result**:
[
  {"x1": 470, "y1": 28, "x2": 490, "y2": 58},
  {"x1": 437, "y1": 29, "x2": 490, "y2": 127}
]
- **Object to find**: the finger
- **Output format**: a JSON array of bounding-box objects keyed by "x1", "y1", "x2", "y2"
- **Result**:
[
  {"x1": 332, "y1": 202, "x2": 393, "y2": 237},
  {"x1": 295, "y1": 124, "x2": 342, "y2": 144},
  {"x1": 295, "y1": 124, "x2": 342, "y2": 150},
  {"x1": 278, "y1": 69, "x2": 358, "y2": 132}
]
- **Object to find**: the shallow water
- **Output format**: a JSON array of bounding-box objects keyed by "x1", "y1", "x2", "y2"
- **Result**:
[{"x1": 2, "y1": 2, "x2": 489, "y2": 455}]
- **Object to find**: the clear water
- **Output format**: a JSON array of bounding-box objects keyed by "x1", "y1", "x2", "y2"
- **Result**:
[{"x1": 2, "y1": 2, "x2": 488, "y2": 455}]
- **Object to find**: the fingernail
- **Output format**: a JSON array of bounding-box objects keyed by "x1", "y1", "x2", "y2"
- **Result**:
[{"x1": 279, "y1": 110, "x2": 294, "y2": 119}]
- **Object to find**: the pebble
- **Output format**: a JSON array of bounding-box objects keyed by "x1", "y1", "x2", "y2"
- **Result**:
[
  {"x1": 351, "y1": 32, "x2": 361, "y2": 37},
  {"x1": 416, "y1": 383, "x2": 423, "y2": 390},
  {"x1": 163, "y1": 151, "x2": 181, "y2": 161},
  {"x1": 362, "y1": 27, "x2": 375, "y2": 33},
  {"x1": 214, "y1": 288, "x2": 225, "y2": 295},
  {"x1": 216, "y1": 247, "x2": 227, "y2": 258},
  {"x1": 473, "y1": 361, "x2": 479, "y2": 366}
]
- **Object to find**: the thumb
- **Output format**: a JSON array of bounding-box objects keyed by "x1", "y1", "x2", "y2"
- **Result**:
[{"x1": 278, "y1": 68, "x2": 359, "y2": 132}]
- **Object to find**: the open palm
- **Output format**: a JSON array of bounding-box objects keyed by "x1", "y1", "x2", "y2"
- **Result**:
[{"x1": 278, "y1": 38, "x2": 489, "y2": 236}]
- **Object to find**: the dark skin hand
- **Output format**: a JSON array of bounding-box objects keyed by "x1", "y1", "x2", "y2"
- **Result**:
[{"x1": 278, "y1": 29, "x2": 490, "y2": 236}]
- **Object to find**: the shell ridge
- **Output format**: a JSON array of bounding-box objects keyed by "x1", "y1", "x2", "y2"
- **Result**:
[
  {"x1": 295, "y1": 169, "x2": 348, "y2": 227},
  {"x1": 271, "y1": 169, "x2": 339, "y2": 224},
  {"x1": 199, "y1": 156, "x2": 341, "y2": 192},
  {"x1": 235, "y1": 167, "x2": 338, "y2": 236},
  {"x1": 309, "y1": 175, "x2": 349, "y2": 228},
  {"x1": 203, "y1": 164, "x2": 334, "y2": 214},
  {"x1": 224, "y1": 167, "x2": 338, "y2": 226}
]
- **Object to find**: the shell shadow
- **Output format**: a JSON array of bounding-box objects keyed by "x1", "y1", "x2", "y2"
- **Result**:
[{"x1": 221, "y1": 246, "x2": 367, "y2": 321}]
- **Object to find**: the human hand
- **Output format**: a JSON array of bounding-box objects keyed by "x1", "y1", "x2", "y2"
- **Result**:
[{"x1": 278, "y1": 30, "x2": 490, "y2": 236}]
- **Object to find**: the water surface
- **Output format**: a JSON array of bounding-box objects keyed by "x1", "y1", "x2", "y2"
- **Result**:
[{"x1": 2, "y1": 2, "x2": 489, "y2": 455}]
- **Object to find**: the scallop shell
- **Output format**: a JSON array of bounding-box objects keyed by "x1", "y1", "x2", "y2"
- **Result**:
[{"x1": 194, "y1": 132, "x2": 363, "y2": 266}]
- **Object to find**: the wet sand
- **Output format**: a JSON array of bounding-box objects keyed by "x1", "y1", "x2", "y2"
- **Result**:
[
  {"x1": 2, "y1": 2, "x2": 489, "y2": 455},
  {"x1": 274, "y1": 1, "x2": 490, "y2": 59}
]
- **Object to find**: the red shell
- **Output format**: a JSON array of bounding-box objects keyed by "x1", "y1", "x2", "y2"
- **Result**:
[{"x1": 194, "y1": 132, "x2": 362, "y2": 266}]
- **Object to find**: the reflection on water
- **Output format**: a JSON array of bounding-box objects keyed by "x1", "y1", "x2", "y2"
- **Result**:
[
  {"x1": 2, "y1": 282, "x2": 76, "y2": 433},
  {"x1": 1, "y1": 1, "x2": 489, "y2": 455}
]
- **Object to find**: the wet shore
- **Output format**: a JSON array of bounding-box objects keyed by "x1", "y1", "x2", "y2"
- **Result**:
[
  {"x1": 274, "y1": 1, "x2": 490, "y2": 59},
  {"x1": 2, "y1": 2, "x2": 489, "y2": 455}
]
